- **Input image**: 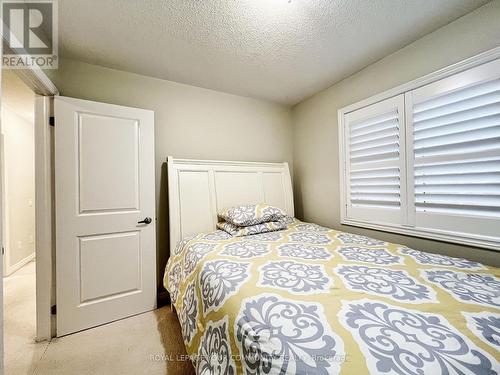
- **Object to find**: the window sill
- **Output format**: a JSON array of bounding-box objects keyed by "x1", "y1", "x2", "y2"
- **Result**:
[{"x1": 341, "y1": 217, "x2": 500, "y2": 252}]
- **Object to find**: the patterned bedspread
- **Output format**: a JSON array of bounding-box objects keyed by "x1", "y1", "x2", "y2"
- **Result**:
[{"x1": 164, "y1": 220, "x2": 500, "y2": 375}]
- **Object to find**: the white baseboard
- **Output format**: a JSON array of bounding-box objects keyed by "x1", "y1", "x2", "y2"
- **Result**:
[{"x1": 5, "y1": 252, "x2": 35, "y2": 276}]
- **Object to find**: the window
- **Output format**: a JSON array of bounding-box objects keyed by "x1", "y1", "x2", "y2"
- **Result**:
[{"x1": 339, "y1": 57, "x2": 500, "y2": 250}]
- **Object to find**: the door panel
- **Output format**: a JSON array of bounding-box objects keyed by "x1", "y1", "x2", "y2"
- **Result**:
[
  {"x1": 55, "y1": 96, "x2": 156, "y2": 336},
  {"x1": 79, "y1": 231, "x2": 141, "y2": 303},
  {"x1": 78, "y1": 113, "x2": 140, "y2": 213}
]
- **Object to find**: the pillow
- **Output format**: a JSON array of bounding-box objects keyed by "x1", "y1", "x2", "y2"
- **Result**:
[
  {"x1": 217, "y1": 218, "x2": 289, "y2": 237},
  {"x1": 218, "y1": 203, "x2": 288, "y2": 227}
]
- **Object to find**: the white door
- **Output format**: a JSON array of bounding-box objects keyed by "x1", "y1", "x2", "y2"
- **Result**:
[{"x1": 55, "y1": 96, "x2": 156, "y2": 336}]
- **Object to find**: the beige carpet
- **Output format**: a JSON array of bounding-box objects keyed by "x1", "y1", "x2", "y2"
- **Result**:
[{"x1": 4, "y1": 261, "x2": 195, "y2": 375}]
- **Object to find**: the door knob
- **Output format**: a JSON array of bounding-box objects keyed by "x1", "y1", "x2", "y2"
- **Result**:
[{"x1": 138, "y1": 217, "x2": 152, "y2": 224}]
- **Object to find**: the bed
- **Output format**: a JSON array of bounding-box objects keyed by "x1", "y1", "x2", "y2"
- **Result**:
[{"x1": 164, "y1": 157, "x2": 500, "y2": 375}]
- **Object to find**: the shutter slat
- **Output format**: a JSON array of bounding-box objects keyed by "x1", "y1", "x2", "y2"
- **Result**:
[
  {"x1": 351, "y1": 177, "x2": 400, "y2": 186},
  {"x1": 351, "y1": 193, "x2": 400, "y2": 202},
  {"x1": 415, "y1": 158, "x2": 500, "y2": 175},
  {"x1": 415, "y1": 79, "x2": 500, "y2": 113},
  {"x1": 414, "y1": 148, "x2": 500, "y2": 165},
  {"x1": 350, "y1": 143, "x2": 399, "y2": 159},
  {"x1": 415, "y1": 183, "x2": 500, "y2": 195},
  {"x1": 351, "y1": 186, "x2": 401, "y2": 194},
  {"x1": 416, "y1": 204, "x2": 500, "y2": 218},
  {"x1": 351, "y1": 151, "x2": 399, "y2": 165},
  {"x1": 415, "y1": 194, "x2": 500, "y2": 207},
  {"x1": 414, "y1": 91, "x2": 500, "y2": 123},
  {"x1": 350, "y1": 123, "x2": 398, "y2": 143},
  {"x1": 414, "y1": 114, "x2": 500, "y2": 139},
  {"x1": 414, "y1": 137, "x2": 500, "y2": 158},
  {"x1": 414, "y1": 125, "x2": 500, "y2": 150},
  {"x1": 351, "y1": 167, "x2": 399, "y2": 178},
  {"x1": 415, "y1": 172, "x2": 500, "y2": 185},
  {"x1": 351, "y1": 134, "x2": 399, "y2": 150},
  {"x1": 414, "y1": 102, "x2": 500, "y2": 131},
  {"x1": 350, "y1": 111, "x2": 397, "y2": 131},
  {"x1": 352, "y1": 199, "x2": 401, "y2": 207}
]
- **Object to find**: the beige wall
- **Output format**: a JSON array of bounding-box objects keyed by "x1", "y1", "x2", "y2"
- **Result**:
[
  {"x1": 1, "y1": 106, "x2": 35, "y2": 274},
  {"x1": 292, "y1": 1, "x2": 500, "y2": 267},
  {"x1": 46, "y1": 61, "x2": 293, "y2": 288}
]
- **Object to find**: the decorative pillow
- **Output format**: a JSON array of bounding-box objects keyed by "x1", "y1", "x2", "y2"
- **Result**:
[
  {"x1": 218, "y1": 203, "x2": 288, "y2": 227},
  {"x1": 217, "y1": 218, "x2": 290, "y2": 237}
]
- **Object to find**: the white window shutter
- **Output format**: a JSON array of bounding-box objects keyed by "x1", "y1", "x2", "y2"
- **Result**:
[
  {"x1": 340, "y1": 57, "x2": 500, "y2": 250},
  {"x1": 344, "y1": 95, "x2": 406, "y2": 225},
  {"x1": 408, "y1": 58, "x2": 500, "y2": 239}
]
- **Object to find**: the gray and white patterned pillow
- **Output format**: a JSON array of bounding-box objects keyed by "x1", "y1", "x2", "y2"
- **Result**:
[
  {"x1": 218, "y1": 203, "x2": 289, "y2": 226},
  {"x1": 217, "y1": 217, "x2": 290, "y2": 236}
]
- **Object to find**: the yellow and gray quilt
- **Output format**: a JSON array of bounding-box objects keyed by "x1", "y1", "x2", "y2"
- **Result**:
[{"x1": 164, "y1": 220, "x2": 500, "y2": 374}]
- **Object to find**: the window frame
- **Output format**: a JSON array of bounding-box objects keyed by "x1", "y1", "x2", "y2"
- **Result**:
[{"x1": 338, "y1": 46, "x2": 500, "y2": 252}]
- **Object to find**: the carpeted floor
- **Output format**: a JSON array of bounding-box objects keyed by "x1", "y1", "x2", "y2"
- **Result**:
[{"x1": 4, "y1": 261, "x2": 195, "y2": 375}]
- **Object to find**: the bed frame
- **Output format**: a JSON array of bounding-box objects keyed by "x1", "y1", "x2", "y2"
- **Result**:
[{"x1": 167, "y1": 156, "x2": 294, "y2": 249}]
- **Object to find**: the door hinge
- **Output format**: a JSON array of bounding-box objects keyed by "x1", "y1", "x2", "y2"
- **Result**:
[
  {"x1": 49, "y1": 116, "x2": 55, "y2": 126},
  {"x1": 51, "y1": 305, "x2": 57, "y2": 315},
  {"x1": 1, "y1": 246, "x2": 4, "y2": 255}
]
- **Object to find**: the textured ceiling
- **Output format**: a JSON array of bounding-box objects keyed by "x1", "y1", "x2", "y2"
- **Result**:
[{"x1": 59, "y1": 0, "x2": 490, "y2": 105}]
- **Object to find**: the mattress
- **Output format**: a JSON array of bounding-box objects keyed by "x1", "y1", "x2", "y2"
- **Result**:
[{"x1": 164, "y1": 220, "x2": 500, "y2": 374}]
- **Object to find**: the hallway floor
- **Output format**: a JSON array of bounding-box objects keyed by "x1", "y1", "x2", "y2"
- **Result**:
[{"x1": 4, "y1": 261, "x2": 195, "y2": 375}]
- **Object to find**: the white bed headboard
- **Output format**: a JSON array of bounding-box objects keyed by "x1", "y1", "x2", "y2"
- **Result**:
[{"x1": 167, "y1": 156, "x2": 294, "y2": 249}]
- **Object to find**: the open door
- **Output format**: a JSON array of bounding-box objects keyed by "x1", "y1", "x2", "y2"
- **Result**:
[{"x1": 55, "y1": 96, "x2": 156, "y2": 336}]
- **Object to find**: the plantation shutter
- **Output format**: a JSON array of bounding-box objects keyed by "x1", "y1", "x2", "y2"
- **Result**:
[
  {"x1": 408, "y1": 58, "x2": 500, "y2": 239},
  {"x1": 344, "y1": 95, "x2": 406, "y2": 225}
]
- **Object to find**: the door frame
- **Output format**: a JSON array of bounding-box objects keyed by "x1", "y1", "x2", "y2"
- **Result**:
[
  {"x1": 4, "y1": 66, "x2": 58, "y2": 341},
  {"x1": 34, "y1": 94, "x2": 57, "y2": 341}
]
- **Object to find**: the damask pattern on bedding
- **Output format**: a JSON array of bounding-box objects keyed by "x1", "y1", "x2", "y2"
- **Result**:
[{"x1": 164, "y1": 220, "x2": 500, "y2": 375}]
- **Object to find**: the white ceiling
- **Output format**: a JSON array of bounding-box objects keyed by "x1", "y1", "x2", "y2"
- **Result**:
[{"x1": 59, "y1": 0, "x2": 490, "y2": 105}]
